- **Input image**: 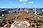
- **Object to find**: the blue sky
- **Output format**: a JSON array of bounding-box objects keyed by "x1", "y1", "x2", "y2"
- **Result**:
[{"x1": 0, "y1": 0, "x2": 43, "y2": 8}]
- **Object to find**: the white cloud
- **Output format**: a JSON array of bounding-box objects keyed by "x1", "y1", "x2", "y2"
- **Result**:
[
  {"x1": 19, "y1": 0, "x2": 22, "y2": 2},
  {"x1": 19, "y1": 0, "x2": 28, "y2": 2},
  {"x1": 24, "y1": 1, "x2": 33, "y2": 4},
  {"x1": 28, "y1": 2, "x2": 33, "y2": 4},
  {"x1": 24, "y1": 3, "x2": 26, "y2": 4}
]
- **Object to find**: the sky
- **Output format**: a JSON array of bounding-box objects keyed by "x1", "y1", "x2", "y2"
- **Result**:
[{"x1": 0, "y1": 0, "x2": 43, "y2": 8}]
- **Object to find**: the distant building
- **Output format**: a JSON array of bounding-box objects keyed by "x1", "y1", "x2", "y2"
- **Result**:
[
  {"x1": 41, "y1": 8, "x2": 43, "y2": 12},
  {"x1": 36, "y1": 8, "x2": 42, "y2": 16},
  {"x1": 36, "y1": 8, "x2": 42, "y2": 13}
]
